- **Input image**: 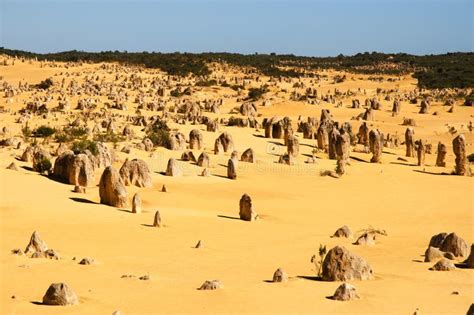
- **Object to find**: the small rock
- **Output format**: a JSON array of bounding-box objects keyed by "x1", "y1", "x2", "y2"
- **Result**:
[
  {"x1": 6, "y1": 162, "x2": 19, "y2": 171},
  {"x1": 272, "y1": 268, "x2": 288, "y2": 282},
  {"x1": 353, "y1": 232, "x2": 375, "y2": 246},
  {"x1": 79, "y1": 257, "x2": 95, "y2": 265},
  {"x1": 195, "y1": 240, "x2": 202, "y2": 248},
  {"x1": 139, "y1": 274, "x2": 150, "y2": 281},
  {"x1": 201, "y1": 168, "x2": 210, "y2": 177},
  {"x1": 332, "y1": 225, "x2": 352, "y2": 238},
  {"x1": 11, "y1": 248, "x2": 24, "y2": 256},
  {"x1": 198, "y1": 280, "x2": 222, "y2": 290},
  {"x1": 424, "y1": 246, "x2": 444, "y2": 262},
  {"x1": 429, "y1": 258, "x2": 456, "y2": 271},
  {"x1": 32, "y1": 249, "x2": 60, "y2": 260},
  {"x1": 73, "y1": 185, "x2": 86, "y2": 193},
  {"x1": 331, "y1": 283, "x2": 360, "y2": 301}
]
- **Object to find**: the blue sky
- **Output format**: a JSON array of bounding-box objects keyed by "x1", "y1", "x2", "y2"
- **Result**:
[{"x1": 1, "y1": 0, "x2": 472, "y2": 56}]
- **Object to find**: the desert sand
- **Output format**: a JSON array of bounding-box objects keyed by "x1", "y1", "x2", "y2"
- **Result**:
[{"x1": 0, "y1": 56, "x2": 472, "y2": 314}]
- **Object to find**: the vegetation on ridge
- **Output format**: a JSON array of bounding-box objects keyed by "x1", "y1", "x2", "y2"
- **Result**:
[{"x1": 1, "y1": 48, "x2": 473, "y2": 89}]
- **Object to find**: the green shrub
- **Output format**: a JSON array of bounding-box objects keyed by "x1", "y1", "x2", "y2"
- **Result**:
[
  {"x1": 54, "y1": 133, "x2": 68, "y2": 143},
  {"x1": 72, "y1": 140, "x2": 99, "y2": 156},
  {"x1": 36, "y1": 78, "x2": 54, "y2": 90},
  {"x1": 310, "y1": 244, "x2": 327, "y2": 278},
  {"x1": 33, "y1": 125, "x2": 55, "y2": 138},
  {"x1": 34, "y1": 157, "x2": 52, "y2": 173},
  {"x1": 145, "y1": 118, "x2": 171, "y2": 148},
  {"x1": 148, "y1": 118, "x2": 170, "y2": 133},
  {"x1": 247, "y1": 85, "x2": 269, "y2": 101},
  {"x1": 93, "y1": 132, "x2": 124, "y2": 143},
  {"x1": 67, "y1": 126, "x2": 88, "y2": 138},
  {"x1": 21, "y1": 123, "x2": 32, "y2": 140},
  {"x1": 55, "y1": 126, "x2": 88, "y2": 142},
  {"x1": 195, "y1": 79, "x2": 217, "y2": 87},
  {"x1": 147, "y1": 129, "x2": 171, "y2": 148}
]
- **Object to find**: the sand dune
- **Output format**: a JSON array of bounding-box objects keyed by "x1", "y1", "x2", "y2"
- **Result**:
[{"x1": 0, "y1": 57, "x2": 472, "y2": 314}]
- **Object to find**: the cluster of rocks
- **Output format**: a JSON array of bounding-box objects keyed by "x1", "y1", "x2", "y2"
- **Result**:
[
  {"x1": 12, "y1": 231, "x2": 59, "y2": 260},
  {"x1": 424, "y1": 232, "x2": 473, "y2": 270}
]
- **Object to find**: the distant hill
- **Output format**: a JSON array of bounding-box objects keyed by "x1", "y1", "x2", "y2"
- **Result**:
[{"x1": 1, "y1": 48, "x2": 473, "y2": 89}]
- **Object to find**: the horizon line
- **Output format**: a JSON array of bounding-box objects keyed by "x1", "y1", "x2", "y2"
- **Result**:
[{"x1": 2, "y1": 47, "x2": 473, "y2": 59}]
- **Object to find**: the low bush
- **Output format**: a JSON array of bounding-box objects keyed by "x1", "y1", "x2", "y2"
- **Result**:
[
  {"x1": 34, "y1": 157, "x2": 52, "y2": 173},
  {"x1": 247, "y1": 85, "x2": 269, "y2": 101},
  {"x1": 72, "y1": 139, "x2": 99, "y2": 156},
  {"x1": 33, "y1": 125, "x2": 55, "y2": 138}
]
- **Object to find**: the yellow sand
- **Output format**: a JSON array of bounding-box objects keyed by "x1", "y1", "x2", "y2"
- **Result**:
[{"x1": 0, "y1": 58, "x2": 472, "y2": 314}]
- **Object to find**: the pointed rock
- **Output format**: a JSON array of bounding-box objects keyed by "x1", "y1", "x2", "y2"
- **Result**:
[
  {"x1": 6, "y1": 162, "x2": 19, "y2": 171},
  {"x1": 132, "y1": 193, "x2": 141, "y2": 214},
  {"x1": 79, "y1": 257, "x2": 95, "y2": 265},
  {"x1": 227, "y1": 158, "x2": 237, "y2": 180},
  {"x1": 153, "y1": 211, "x2": 162, "y2": 227},
  {"x1": 25, "y1": 231, "x2": 48, "y2": 255}
]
